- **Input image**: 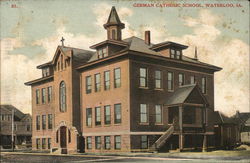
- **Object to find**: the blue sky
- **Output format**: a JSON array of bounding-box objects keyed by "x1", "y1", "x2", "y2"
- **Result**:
[{"x1": 1, "y1": 0, "x2": 249, "y2": 115}]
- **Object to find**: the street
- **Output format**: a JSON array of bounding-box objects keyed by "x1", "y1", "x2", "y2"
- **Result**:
[{"x1": 1, "y1": 152, "x2": 250, "y2": 163}]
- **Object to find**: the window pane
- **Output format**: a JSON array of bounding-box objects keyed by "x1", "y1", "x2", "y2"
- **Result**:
[
  {"x1": 87, "y1": 137, "x2": 92, "y2": 149},
  {"x1": 114, "y1": 68, "x2": 121, "y2": 88},
  {"x1": 168, "y1": 72, "x2": 173, "y2": 91},
  {"x1": 155, "y1": 105, "x2": 162, "y2": 123},
  {"x1": 104, "y1": 71, "x2": 110, "y2": 90},
  {"x1": 115, "y1": 136, "x2": 121, "y2": 149},
  {"x1": 140, "y1": 68, "x2": 146, "y2": 77},
  {"x1": 114, "y1": 104, "x2": 121, "y2": 124},
  {"x1": 95, "y1": 107, "x2": 101, "y2": 125},
  {"x1": 140, "y1": 104, "x2": 147, "y2": 123},
  {"x1": 95, "y1": 74, "x2": 101, "y2": 92},
  {"x1": 86, "y1": 108, "x2": 92, "y2": 126},
  {"x1": 86, "y1": 76, "x2": 92, "y2": 93},
  {"x1": 105, "y1": 105, "x2": 111, "y2": 124},
  {"x1": 190, "y1": 76, "x2": 195, "y2": 84}
]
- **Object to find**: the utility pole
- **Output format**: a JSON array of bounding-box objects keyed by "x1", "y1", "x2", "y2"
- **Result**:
[{"x1": 11, "y1": 108, "x2": 14, "y2": 152}]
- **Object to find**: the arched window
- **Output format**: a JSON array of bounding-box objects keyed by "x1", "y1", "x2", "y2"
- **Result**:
[{"x1": 59, "y1": 81, "x2": 66, "y2": 112}]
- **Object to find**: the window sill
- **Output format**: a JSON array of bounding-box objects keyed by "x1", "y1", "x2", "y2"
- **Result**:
[
  {"x1": 139, "y1": 87, "x2": 149, "y2": 89},
  {"x1": 154, "y1": 88, "x2": 163, "y2": 91},
  {"x1": 155, "y1": 123, "x2": 163, "y2": 125},
  {"x1": 168, "y1": 90, "x2": 174, "y2": 92},
  {"x1": 139, "y1": 123, "x2": 149, "y2": 125},
  {"x1": 104, "y1": 124, "x2": 111, "y2": 127},
  {"x1": 114, "y1": 123, "x2": 121, "y2": 126}
]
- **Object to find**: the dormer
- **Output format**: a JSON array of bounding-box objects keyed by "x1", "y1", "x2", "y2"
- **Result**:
[
  {"x1": 150, "y1": 40, "x2": 188, "y2": 60},
  {"x1": 37, "y1": 62, "x2": 53, "y2": 77}
]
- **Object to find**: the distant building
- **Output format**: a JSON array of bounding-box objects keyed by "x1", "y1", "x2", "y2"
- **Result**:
[
  {"x1": 213, "y1": 111, "x2": 239, "y2": 149},
  {"x1": 241, "y1": 117, "x2": 250, "y2": 144},
  {"x1": 0, "y1": 105, "x2": 32, "y2": 149},
  {"x1": 25, "y1": 6, "x2": 222, "y2": 154}
]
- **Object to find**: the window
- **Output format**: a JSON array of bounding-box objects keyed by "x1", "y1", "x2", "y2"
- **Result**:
[
  {"x1": 178, "y1": 73, "x2": 184, "y2": 86},
  {"x1": 167, "y1": 72, "x2": 174, "y2": 91},
  {"x1": 114, "y1": 68, "x2": 121, "y2": 88},
  {"x1": 14, "y1": 124, "x2": 17, "y2": 131},
  {"x1": 42, "y1": 138, "x2": 46, "y2": 149},
  {"x1": 42, "y1": 68, "x2": 50, "y2": 77},
  {"x1": 104, "y1": 71, "x2": 110, "y2": 90},
  {"x1": 111, "y1": 29, "x2": 116, "y2": 39},
  {"x1": 140, "y1": 68, "x2": 147, "y2": 87},
  {"x1": 141, "y1": 135, "x2": 148, "y2": 149},
  {"x1": 36, "y1": 89, "x2": 40, "y2": 104},
  {"x1": 59, "y1": 81, "x2": 66, "y2": 112},
  {"x1": 42, "y1": 115, "x2": 46, "y2": 130},
  {"x1": 56, "y1": 130, "x2": 59, "y2": 143},
  {"x1": 95, "y1": 136, "x2": 101, "y2": 149},
  {"x1": 140, "y1": 104, "x2": 148, "y2": 123},
  {"x1": 26, "y1": 124, "x2": 31, "y2": 131},
  {"x1": 98, "y1": 47, "x2": 107, "y2": 59},
  {"x1": 190, "y1": 76, "x2": 195, "y2": 84},
  {"x1": 115, "y1": 136, "x2": 121, "y2": 149},
  {"x1": 104, "y1": 105, "x2": 111, "y2": 125},
  {"x1": 95, "y1": 107, "x2": 101, "y2": 126},
  {"x1": 68, "y1": 129, "x2": 71, "y2": 143},
  {"x1": 86, "y1": 108, "x2": 92, "y2": 126},
  {"x1": 42, "y1": 88, "x2": 46, "y2": 104},
  {"x1": 7, "y1": 115, "x2": 11, "y2": 121},
  {"x1": 87, "y1": 137, "x2": 92, "y2": 149},
  {"x1": 104, "y1": 136, "x2": 111, "y2": 149},
  {"x1": 61, "y1": 55, "x2": 63, "y2": 70},
  {"x1": 155, "y1": 70, "x2": 162, "y2": 89},
  {"x1": 114, "y1": 104, "x2": 121, "y2": 124},
  {"x1": 95, "y1": 74, "x2": 101, "y2": 92},
  {"x1": 48, "y1": 138, "x2": 51, "y2": 149},
  {"x1": 36, "y1": 115, "x2": 40, "y2": 130},
  {"x1": 36, "y1": 138, "x2": 40, "y2": 149},
  {"x1": 170, "y1": 49, "x2": 181, "y2": 59},
  {"x1": 155, "y1": 105, "x2": 162, "y2": 124},
  {"x1": 48, "y1": 87, "x2": 52, "y2": 102},
  {"x1": 86, "y1": 76, "x2": 92, "y2": 94},
  {"x1": 48, "y1": 114, "x2": 52, "y2": 129},
  {"x1": 202, "y1": 77, "x2": 207, "y2": 94},
  {"x1": 176, "y1": 50, "x2": 181, "y2": 59},
  {"x1": 170, "y1": 49, "x2": 175, "y2": 58}
]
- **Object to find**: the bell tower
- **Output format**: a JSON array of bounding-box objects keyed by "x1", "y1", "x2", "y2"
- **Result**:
[{"x1": 103, "y1": 6, "x2": 125, "y2": 41}]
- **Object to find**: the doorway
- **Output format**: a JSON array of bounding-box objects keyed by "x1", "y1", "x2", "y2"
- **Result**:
[{"x1": 60, "y1": 126, "x2": 67, "y2": 148}]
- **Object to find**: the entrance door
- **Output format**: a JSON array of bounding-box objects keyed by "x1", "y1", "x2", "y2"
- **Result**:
[{"x1": 60, "y1": 126, "x2": 67, "y2": 148}]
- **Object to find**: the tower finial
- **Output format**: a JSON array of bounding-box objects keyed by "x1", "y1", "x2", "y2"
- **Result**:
[
  {"x1": 61, "y1": 37, "x2": 65, "y2": 47},
  {"x1": 194, "y1": 46, "x2": 198, "y2": 60}
]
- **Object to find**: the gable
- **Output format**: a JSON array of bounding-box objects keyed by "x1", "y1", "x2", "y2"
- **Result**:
[{"x1": 185, "y1": 88, "x2": 207, "y2": 105}]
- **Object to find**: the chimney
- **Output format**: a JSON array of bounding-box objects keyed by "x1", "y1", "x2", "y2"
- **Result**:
[{"x1": 145, "y1": 31, "x2": 151, "y2": 45}]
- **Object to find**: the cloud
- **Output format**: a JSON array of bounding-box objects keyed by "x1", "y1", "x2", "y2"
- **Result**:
[{"x1": 167, "y1": 9, "x2": 249, "y2": 116}]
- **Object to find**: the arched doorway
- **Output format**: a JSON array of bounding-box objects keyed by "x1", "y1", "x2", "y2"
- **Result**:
[{"x1": 60, "y1": 126, "x2": 67, "y2": 148}]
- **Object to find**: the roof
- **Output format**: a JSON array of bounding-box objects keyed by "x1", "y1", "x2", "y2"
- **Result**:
[
  {"x1": 103, "y1": 6, "x2": 125, "y2": 29},
  {"x1": 150, "y1": 41, "x2": 188, "y2": 50},
  {"x1": 165, "y1": 84, "x2": 196, "y2": 106},
  {"x1": 0, "y1": 105, "x2": 25, "y2": 120},
  {"x1": 165, "y1": 84, "x2": 208, "y2": 106},
  {"x1": 25, "y1": 75, "x2": 53, "y2": 86},
  {"x1": 234, "y1": 112, "x2": 250, "y2": 124},
  {"x1": 213, "y1": 111, "x2": 238, "y2": 124},
  {"x1": 60, "y1": 46, "x2": 94, "y2": 63},
  {"x1": 36, "y1": 46, "x2": 95, "y2": 69}
]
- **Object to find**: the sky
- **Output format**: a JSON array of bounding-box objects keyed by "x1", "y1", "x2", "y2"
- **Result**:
[{"x1": 0, "y1": 0, "x2": 249, "y2": 116}]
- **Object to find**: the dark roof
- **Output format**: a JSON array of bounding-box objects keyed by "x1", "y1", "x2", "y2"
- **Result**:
[
  {"x1": 25, "y1": 75, "x2": 53, "y2": 86},
  {"x1": 0, "y1": 105, "x2": 25, "y2": 120},
  {"x1": 165, "y1": 84, "x2": 200, "y2": 106},
  {"x1": 234, "y1": 112, "x2": 250, "y2": 124},
  {"x1": 60, "y1": 46, "x2": 94, "y2": 63},
  {"x1": 150, "y1": 41, "x2": 188, "y2": 50},
  {"x1": 213, "y1": 111, "x2": 238, "y2": 124},
  {"x1": 103, "y1": 6, "x2": 124, "y2": 29}
]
